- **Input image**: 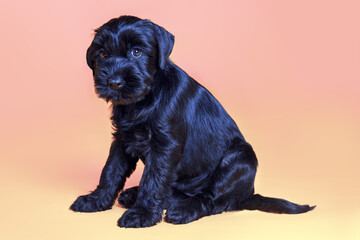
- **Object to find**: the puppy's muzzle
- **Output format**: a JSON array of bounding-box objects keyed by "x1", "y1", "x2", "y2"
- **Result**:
[{"x1": 108, "y1": 78, "x2": 124, "y2": 90}]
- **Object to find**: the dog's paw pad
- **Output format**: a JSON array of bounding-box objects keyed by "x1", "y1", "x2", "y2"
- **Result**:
[
  {"x1": 165, "y1": 197, "x2": 212, "y2": 224},
  {"x1": 117, "y1": 207, "x2": 162, "y2": 228},
  {"x1": 70, "y1": 194, "x2": 112, "y2": 212},
  {"x1": 165, "y1": 206, "x2": 198, "y2": 224}
]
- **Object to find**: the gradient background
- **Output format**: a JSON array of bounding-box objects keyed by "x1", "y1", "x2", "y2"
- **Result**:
[{"x1": 0, "y1": 0, "x2": 359, "y2": 239}]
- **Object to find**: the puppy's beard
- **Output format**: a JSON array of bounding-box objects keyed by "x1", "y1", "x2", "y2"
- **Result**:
[
  {"x1": 99, "y1": 87, "x2": 150, "y2": 105},
  {"x1": 109, "y1": 95, "x2": 147, "y2": 105}
]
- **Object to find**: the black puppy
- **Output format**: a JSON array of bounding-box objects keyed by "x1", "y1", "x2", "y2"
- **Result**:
[{"x1": 70, "y1": 15, "x2": 315, "y2": 228}]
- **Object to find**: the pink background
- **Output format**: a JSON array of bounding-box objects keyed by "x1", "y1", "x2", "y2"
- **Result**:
[{"x1": 0, "y1": 0, "x2": 359, "y2": 239}]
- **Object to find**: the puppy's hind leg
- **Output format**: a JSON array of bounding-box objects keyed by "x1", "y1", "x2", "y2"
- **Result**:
[
  {"x1": 118, "y1": 186, "x2": 139, "y2": 209},
  {"x1": 165, "y1": 139, "x2": 258, "y2": 224},
  {"x1": 210, "y1": 139, "x2": 258, "y2": 213}
]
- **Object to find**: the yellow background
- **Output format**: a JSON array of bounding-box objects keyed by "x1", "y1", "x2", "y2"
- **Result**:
[{"x1": 0, "y1": 0, "x2": 359, "y2": 239}]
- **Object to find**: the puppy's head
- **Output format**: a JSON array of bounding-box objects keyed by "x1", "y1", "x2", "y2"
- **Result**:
[{"x1": 86, "y1": 16, "x2": 174, "y2": 105}]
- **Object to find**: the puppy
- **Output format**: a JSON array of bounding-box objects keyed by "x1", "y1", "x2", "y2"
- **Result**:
[{"x1": 70, "y1": 15, "x2": 315, "y2": 228}]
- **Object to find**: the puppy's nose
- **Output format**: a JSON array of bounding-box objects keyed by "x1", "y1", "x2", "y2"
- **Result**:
[{"x1": 108, "y1": 78, "x2": 124, "y2": 90}]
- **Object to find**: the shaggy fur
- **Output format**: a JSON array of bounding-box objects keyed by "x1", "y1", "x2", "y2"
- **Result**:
[{"x1": 70, "y1": 15, "x2": 315, "y2": 228}]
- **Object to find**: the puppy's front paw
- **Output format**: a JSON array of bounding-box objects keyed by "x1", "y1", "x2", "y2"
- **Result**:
[
  {"x1": 117, "y1": 206, "x2": 162, "y2": 228},
  {"x1": 70, "y1": 192, "x2": 114, "y2": 212}
]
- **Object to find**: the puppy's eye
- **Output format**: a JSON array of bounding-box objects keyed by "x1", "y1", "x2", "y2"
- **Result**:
[
  {"x1": 99, "y1": 49, "x2": 108, "y2": 59},
  {"x1": 131, "y1": 49, "x2": 142, "y2": 58}
]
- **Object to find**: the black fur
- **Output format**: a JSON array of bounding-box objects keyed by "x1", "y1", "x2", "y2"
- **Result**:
[{"x1": 70, "y1": 15, "x2": 315, "y2": 228}]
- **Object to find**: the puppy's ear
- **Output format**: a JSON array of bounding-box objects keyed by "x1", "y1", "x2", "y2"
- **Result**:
[
  {"x1": 86, "y1": 42, "x2": 97, "y2": 70},
  {"x1": 152, "y1": 23, "x2": 174, "y2": 69}
]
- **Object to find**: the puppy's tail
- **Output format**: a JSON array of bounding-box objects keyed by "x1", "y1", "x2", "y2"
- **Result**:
[{"x1": 239, "y1": 194, "x2": 316, "y2": 214}]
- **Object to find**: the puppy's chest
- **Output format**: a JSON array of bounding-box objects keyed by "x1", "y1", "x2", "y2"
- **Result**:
[{"x1": 119, "y1": 124, "x2": 152, "y2": 158}]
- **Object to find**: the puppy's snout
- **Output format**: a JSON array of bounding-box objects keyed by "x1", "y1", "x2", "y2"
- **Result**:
[{"x1": 108, "y1": 78, "x2": 124, "y2": 90}]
